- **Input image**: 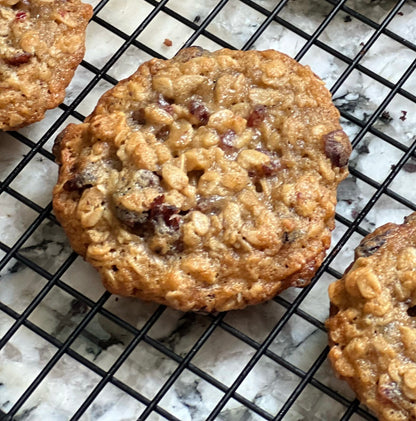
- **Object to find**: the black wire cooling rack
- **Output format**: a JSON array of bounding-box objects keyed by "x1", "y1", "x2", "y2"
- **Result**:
[{"x1": 1, "y1": 0, "x2": 416, "y2": 420}]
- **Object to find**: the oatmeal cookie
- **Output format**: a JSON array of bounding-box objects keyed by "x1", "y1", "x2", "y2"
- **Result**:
[
  {"x1": 327, "y1": 213, "x2": 416, "y2": 421},
  {"x1": 53, "y1": 47, "x2": 350, "y2": 312},
  {"x1": 0, "y1": 0, "x2": 92, "y2": 131}
]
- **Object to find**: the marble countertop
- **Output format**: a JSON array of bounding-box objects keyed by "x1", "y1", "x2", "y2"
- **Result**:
[{"x1": 1, "y1": 0, "x2": 416, "y2": 420}]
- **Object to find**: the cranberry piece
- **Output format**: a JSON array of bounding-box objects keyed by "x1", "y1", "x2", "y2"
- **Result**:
[
  {"x1": 63, "y1": 177, "x2": 85, "y2": 193},
  {"x1": 324, "y1": 130, "x2": 350, "y2": 167},
  {"x1": 161, "y1": 206, "x2": 181, "y2": 230},
  {"x1": 247, "y1": 105, "x2": 266, "y2": 127},
  {"x1": 157, "y1": 94, "x2": 173, "y2": 114},
  {"x1": 116, "y1": 195, "x2": 183, "y2": 236},
  {"x1": 15, "y1": 11, "x2": 26, "y2": 20},
  {"x1": 63, "y1": 171, "x2": 94, "y2": 193},
  {"x1": 149, "y1": 196, "x2": 181, "y2": 231},
  {"x1": 155, "y1": 126, "x2": 170, "y2": 141},
  {"x1": 261, "y1": 160, "x2": 281, "y2": 176},
  {"x1": 255, "y1": 149, "x2": 282, "y2": 176},
  {"x1": 189, "y1": 98, "x2": 209, "y2": 126},
  {"x1": 356, "y1": 231, "x2": 390, "y2": 258},
  {"x1": 5, "y1": 52, "x2": 32, "y2": 66},
  {"x1": 219, "y1": 130, "x2": 236, "y2": 151}
]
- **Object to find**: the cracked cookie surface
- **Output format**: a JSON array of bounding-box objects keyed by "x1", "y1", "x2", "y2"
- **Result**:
[
  {"x1": 0, "y1": 0, "x2": 92, "y2": 130},
  {"x1": 53, "y1": 47, "x2": 350, "y2": 312},
  {"x1": 327, "y1": 213, "x2": 416, "y2": 421}
]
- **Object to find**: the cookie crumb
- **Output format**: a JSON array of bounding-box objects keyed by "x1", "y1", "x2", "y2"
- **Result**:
[
  {"x1": 380, "y1": 110, "x2": 393, "y2": 123},
  {"x1": 164, "y1": 38, "x2": 173, "y2": 47}
]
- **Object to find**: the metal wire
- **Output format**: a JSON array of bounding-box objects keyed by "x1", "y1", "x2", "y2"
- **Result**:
[{"x1": 1, "y1": 0, "x2": 416, "y2": 420}]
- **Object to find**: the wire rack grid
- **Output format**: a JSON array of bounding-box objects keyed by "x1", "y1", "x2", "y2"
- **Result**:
[{"x1": 1, "y1": 0, "x2": 416, "y2": 420}]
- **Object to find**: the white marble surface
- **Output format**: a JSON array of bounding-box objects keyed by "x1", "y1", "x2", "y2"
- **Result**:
[{"x1": 1, "y1": 0, "x2": 416, "y2": 420}]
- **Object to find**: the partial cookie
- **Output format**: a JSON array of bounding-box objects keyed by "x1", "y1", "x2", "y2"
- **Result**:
[
  {"x1": 53, "y1": 47, "x2": 350, "y2": 312},
  {"x1": 0, "y1": 0, "x2": 92, "y2": 131},
  {"x1": 327, "y1": 213, "x2": 416, "y2": 421}
]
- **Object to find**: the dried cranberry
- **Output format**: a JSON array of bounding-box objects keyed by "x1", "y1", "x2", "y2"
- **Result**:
[
  {"x1": 149, "y1": 196, "x2": 181, "y2": 230},
  {"x1": 63, "y1": 173, "x2": 93, "y2": 193},
  {"x1": 5, "y1": 52, "x2": 32, "y2": 66},
  {"x1": 356, "y1": 231, "x2": 390, "y2": 258},
  {"x1": 116, "y1": 195, "x2": 183, "y2": 237},
  {"x1": 324, "y1": 130, "x2": 351, "y2": 167},
  {"x1": 162, "y1": 206, "x2": 181, "y2": 229},
  {"x1": 247, "y1": 105, "x2": 266, "y2": 127},
  {"x1": 219, "y1": 130, "x2": 236, "y2": 151},
  {"x1": 149, "y1": 195, "x2": 165, "y2": 209},
  {"x1": 261, "y1": 160, "x2": 281, "y2": 176},
  {"x1": 155, "y1": 126, "x2": 170, "y2": 141},
  {"x1": 15, "y1": 11, "x2": 26, "y2": 20},
  {"x1": 252, "y1": 149, "x2": 282, "y2": 177},
  {"x1": 157, "y1": 94, "x2": 173, "y2": 114},
  {"x1": 189, "y1": 98, "x2": 209, "y2": 126}
]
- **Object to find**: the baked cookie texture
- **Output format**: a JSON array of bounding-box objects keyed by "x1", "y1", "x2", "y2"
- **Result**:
[
  {"x1": 53, "y1": 47, "x2": 351, "y2": 312},
  {"x1": 327, "y1": 213, "x2": 416, "y2": 421},
  {"x1": 0, "y1": 0, "x2": 92, "y2": 131}
]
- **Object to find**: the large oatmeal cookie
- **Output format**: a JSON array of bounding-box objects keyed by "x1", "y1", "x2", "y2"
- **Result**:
[
  {"x1": 53, "y1": 47, "x2": 350, "y2": 312},
  {"x1": 327, "y1": 214, "x2": 416, "y2": 421},
  {"x1": 0, "y1": 0, "x2": 92, "y2": 131}
]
